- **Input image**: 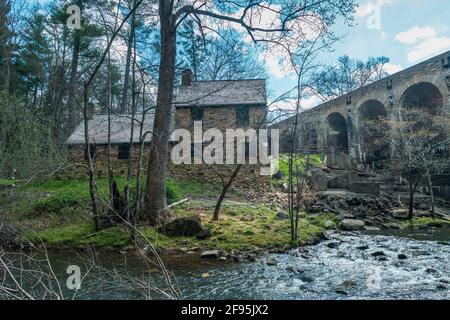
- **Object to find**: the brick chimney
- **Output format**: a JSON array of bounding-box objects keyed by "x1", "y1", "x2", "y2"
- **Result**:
[{"x1": 181, "y1": 69, "x2": 193, "y2": 86}]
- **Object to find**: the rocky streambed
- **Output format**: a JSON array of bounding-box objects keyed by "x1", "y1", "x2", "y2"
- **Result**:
[{"x1": 16, "y1": 227, "x2": 449, "y2": 300}]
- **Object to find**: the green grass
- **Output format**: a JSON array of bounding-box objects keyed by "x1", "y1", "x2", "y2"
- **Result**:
[
  {"x1": 3, "y1": 176, "x2": 335, "y2": 252},
  {"x1": 275, "y1": 154, "x2": 323, "y2": 183},
  {"x1": 0, "y1": 178, "x2": 15, "y2": 186},
  {"x1": 17, "y1": 198, "x2": 334, "y2": 251},
  {"x1": 401, "y1": 217, "x2": 450, "y2": 228}
]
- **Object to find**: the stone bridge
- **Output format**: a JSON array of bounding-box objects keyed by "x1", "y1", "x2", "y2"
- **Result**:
[{"x1": 273, "y1": 50, "x2": 450, "y2": 171}]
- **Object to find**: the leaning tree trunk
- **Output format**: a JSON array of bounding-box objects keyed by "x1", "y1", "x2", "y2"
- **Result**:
[
  {"x1": 213, "y1": 164, "x2": 243, "y2": 221},
  {"x1": 144, "y1": 1, "x2": 176, "y2": 225}
]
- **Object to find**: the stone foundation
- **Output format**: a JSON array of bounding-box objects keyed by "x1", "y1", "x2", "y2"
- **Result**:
[{"x1": 61, "y1": 144, "x2": 271, "y2": 189}]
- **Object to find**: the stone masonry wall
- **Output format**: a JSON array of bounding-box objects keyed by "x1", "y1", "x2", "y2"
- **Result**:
[{"x1": 63, "y1": 104, "x2": 271, "y2": 189}]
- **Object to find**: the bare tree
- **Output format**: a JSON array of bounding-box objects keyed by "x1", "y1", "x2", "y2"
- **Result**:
[
  {"x1": 309, "y1": 55, "x2": 390, "y2": 102},
  {"x1": 144, "y1": 0, "x2": 357, "y2": 224},
  {"x1": 385, "y1": 107, "x2": 450, "y2": 219}
]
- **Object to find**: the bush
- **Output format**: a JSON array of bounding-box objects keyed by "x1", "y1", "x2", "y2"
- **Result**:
[{"x1": 166, "y1": 179, "x2": 182, "y2": 204}]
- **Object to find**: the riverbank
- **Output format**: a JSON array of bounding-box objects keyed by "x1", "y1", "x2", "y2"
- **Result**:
[
  {"x1": 1, "y1": 178, "x2": 449, "y2": 262},
  {"x1": 0, "y1": 178, "x2": 337, "y2": 257}
]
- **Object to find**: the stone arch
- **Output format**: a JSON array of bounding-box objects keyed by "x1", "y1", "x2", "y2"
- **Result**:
[
  {"x1": 396, "y1": 75, "x2": 448, "y2": 110},
  {"x1": 399, "y1": 82, "x2": 445, "y2": 113},
  {"x1": 358, "y1": 99, "x2": 387, "y2": 120},
  {"x1": 326, "y1": 112, "x2": 348, "y2": 153},
  {"x1": 357, "y1": 100, "x2": 390, "y2": 167},
  {"x1": 399, "y1": 81, "x2": 449, "y2": 159}
]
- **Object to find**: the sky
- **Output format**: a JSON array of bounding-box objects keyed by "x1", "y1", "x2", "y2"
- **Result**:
[
  {"x1": 33, "y1": 0, "x2": 450, "y2": 109},
  {"x1": 266, "y1": 0, "x2": 450, "y2": 108}
]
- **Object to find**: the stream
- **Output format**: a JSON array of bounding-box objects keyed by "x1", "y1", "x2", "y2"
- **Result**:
[{"x1": 6, "y1": 228, "x2": 450, "y2": 300}]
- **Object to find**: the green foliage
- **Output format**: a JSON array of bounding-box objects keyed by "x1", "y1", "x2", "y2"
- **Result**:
[
  {"x1": 275, "y1": 154, "x2": 323, "y2": 183},
  {"x1": 166, "y1": 178, "x2": 182, "y2": 204},
  {"x1": 0, "y1": 93, "x2": 61, "y2": 179}
]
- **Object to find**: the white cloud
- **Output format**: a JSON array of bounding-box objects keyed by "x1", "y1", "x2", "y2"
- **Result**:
[
  {"x1": 384, "y1": 63, "x2": 403, "y2": 74},
  {"x1": 395, "y1": 26, "x2": 437, "y2": 45},
  {"x1": 407, "y1": 37, "x2": 450, "y2": 63}
]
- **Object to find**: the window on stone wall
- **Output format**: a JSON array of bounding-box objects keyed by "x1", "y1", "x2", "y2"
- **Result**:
[
  {"x1": 84, "y1": 145, "x2": 96, "y2": 160},
  {"x1": 236, "y1": 106, "x2": 249, "y2": 127},
  {"x1": 118, "y1": 144, "x2": 130, "y2": 160},
  {"x1": 191, "y1": 106, "x2": 204, "y2": 121}
]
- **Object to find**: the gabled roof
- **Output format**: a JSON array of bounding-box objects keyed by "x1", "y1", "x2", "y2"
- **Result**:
[
  {"x1": 174, "y1": 79, "x2": 267, "y2": 108},
  {"x1": 66, "y1": 114, "x2": 157, "y2": 145}
]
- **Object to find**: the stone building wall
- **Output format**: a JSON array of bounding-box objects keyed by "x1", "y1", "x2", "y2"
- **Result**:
[
  {"x1": 61, "y1": 144, "x2": 152, "y2": 179},
  {"x1": 64, "y1": 98, "x2": 271, "y2": 189},
  {"x1": 64, "y1": 137, "x2": 271, "y2": 189},
  {"x1": 170, "y1": 104, "x2": 271, "y2": 188}
]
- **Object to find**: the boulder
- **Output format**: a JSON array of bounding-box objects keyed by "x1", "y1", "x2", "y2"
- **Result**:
[
  {"x1": 308, "y1": 169, "x2": 328, "y2": 191},
  {"x1": 200, "y1": 250, "x2": 220, "y2": 259},
  {"x1": 398, "y1": 254, "x2": 408, "y2": 260},
  {"x1": 159, "y1": 217, "x2": 203, "y2": 237},
  {"x1": 241, "y1": 215, "x2": 254, "y2": 222},
  {"x1": 272, "y1": 170, "x2": 284, "y2": 180},
  {"x1": 364, "y1": 226, "x2": 381, "y2": 232},
  {"x1": 327, "y1": 241, "x2": 341, "y2": 249},
  {"x1": 266, "y1": 258, "x2": 278, "y2": 266},
  {"x1": 196, "y1": 228, "x2": 212, "y2": 240},
  {"x1": 276, "y1": 211, "x2": 289, "y2": 220},
  {"x1": 371, "y1": 251, "x2": 386, "y2": 257},
  {"x1": 391, "y1": 209, "x2": 410, "y2": 220},
  {"x1": 341, "y1": 219, "x2": 365, "y2": 231}
]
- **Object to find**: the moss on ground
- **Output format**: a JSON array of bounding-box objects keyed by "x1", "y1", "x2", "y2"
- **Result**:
[
  {"x1": 1, "y1": 178, "x2": 334, "y2": 252},
  {"x1": 0, "y1": 179, "x2": 16, "y2": 186},
  {"x1": 401, "y1": 217, "x2": 450, "y2": 229}
]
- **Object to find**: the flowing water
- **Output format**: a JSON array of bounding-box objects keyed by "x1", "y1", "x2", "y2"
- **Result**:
[{"x1": 7, "y1": 228, "x2": 450, "y2": 300}]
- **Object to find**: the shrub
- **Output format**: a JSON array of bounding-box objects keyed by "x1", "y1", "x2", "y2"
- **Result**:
[{"x1": 166, "y1": 179, "x2": 182, "y2": 204}]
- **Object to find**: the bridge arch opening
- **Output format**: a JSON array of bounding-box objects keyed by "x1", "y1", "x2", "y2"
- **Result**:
[
  {"x1": 326, "y1": 112, "x2": 348, "y2": 153},
  {"x1": 400, "y1": 82, "x2": 444, "y2": 113},
  {"x1": 400, "y1": 82, "x2": 449, "y2": 159},
  {"x1": 358, "y1": 100, "x2": 390, "y2": 168}
]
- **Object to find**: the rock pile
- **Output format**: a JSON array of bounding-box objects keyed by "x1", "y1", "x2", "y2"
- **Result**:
[{"x1": 311, "y1": 193, "x2": 398, "y2": 219}]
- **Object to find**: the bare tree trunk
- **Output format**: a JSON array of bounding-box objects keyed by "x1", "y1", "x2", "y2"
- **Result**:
[
  {"x1": 125, "y1": 34, "x2": 137, "y2": 240},
  {"x1": 135, "y1": 75, "x2": 148, "y2": 214},
  {"x1": 83, "y1": 87, "x2": 99, "y2": 231},
  {"x1": 144, "y1": 1, "x2": 176, "y2": 224},
  {"x1": 424, "y1": 163, "x2": 436, "y2": 218},
  {"x1": 67, "y1": 17, "x2": 81, "y2": 133},
  {"x1": 119, "y1": 0, "x2": 137, "y2": 114},
  {"x1": 213, "y1": 164, "x2": 243, "y2": 221},
  {"x1": 107, "y1": 50, "x2": 114, "y2": 204}
]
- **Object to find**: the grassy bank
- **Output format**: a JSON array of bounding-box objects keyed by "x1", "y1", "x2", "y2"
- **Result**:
[{"x1": 1, "y1": 177, "x2": 336, "y2": 252}]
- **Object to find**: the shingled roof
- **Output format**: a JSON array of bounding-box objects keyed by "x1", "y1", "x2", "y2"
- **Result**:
[
  {"x1": 174, "y1": 79, "x2": 267, "y2": 107},
  {"x1": 66, "y1": 114, "x2": 158, "y2": 145}
]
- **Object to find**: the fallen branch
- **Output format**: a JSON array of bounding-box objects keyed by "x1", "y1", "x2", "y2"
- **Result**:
[{"x1": 168, "y1": 197, "x2": 191, "y2": 209}]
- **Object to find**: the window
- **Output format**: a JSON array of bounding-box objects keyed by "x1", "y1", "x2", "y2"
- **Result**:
[
  {"x1": 118, "y1": 144, "x2": 130, "y2": 160},
  {"x1": 191, "y1": 106, "x2": 204, "y2": 121},
  {"x1": 236, "y1": 106, "x2": 249, "y2": 127},
  {"x1": 84, "y1": 145, "x2": 96, "y2": 160}
]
